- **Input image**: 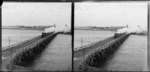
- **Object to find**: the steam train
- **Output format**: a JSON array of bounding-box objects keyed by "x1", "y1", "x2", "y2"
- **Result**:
[
  {"x1": 41, "y1": 31, "x2": 71, "y2": 38},
  {"x1": 114, "y1": 33, "x2": 126, "y2": 38},
  {"x1": 58, "y1": 31, "x2": 71, "y2": 35},
  {"x1": 41, "y1": 32, "x2": 53, "y2": 38}
]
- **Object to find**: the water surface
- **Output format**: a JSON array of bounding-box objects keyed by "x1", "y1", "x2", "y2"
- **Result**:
[
  {"x1": 98, "y1": 35, "x2": 147, "y2": 71},
  {"x1": 74, "y1": 30, "x2": 115, "y2": 48},
  {"x1": 2, "y1": 29, "x2": 43, "y2": 48},
  {"x1": 31, "y1": 34, "x2": 72, "y2": 71}
]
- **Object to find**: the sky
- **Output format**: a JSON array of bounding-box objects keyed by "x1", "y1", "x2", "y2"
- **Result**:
[
  {"x1": 2, "y1": 2, "x2": 71, "y2": 27},
  {"x1": 75, "y1": 2, "x2": 147, "y2": 28}
]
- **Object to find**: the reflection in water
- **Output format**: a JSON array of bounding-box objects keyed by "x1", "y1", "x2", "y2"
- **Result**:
[{"x1": 98, "y1": 35, "x2": 147, "y2": 71}]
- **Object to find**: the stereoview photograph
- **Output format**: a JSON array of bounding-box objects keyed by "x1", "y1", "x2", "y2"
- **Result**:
[
  {"x1": 2, "y1": 2, "x2": 72, "y2": 71},
  {"x1": 74, "y1": 2, "x2": 148, "y2": 71}
]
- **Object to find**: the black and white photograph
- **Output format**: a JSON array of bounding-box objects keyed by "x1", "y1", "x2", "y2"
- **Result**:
[
  {"x1": 2, "y1": 2, "x2": 72, "y2": 71},
  {"x1": 74, "y1": 0, "x2": 150, "y2": 2},
  {"x1": 1, "y1": 0, "x2": 150, "y2": 72},
  {"x1": 74, "y1": 2, "x2": 148, "y2": 71},
  {"x1": 4, "y1": 0, "x2": 72, "y2": 2}
]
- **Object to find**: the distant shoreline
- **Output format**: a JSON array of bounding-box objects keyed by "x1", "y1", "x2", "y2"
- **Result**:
[
  {"x1": 74, "y1": 26, "x2": 124, "y2": 32},
  {"x1": 2, "y1": 25, "x2": 51, "y2": 30},
  {"x1": 74, "y1": 28, "x2": 117, "y2": 32},
  {"x1": 75, "y1": 29, "x2": 117, "y2": 32},
  {"x1": 2, "y1": 28, "x2": 44, "y2": 31}
]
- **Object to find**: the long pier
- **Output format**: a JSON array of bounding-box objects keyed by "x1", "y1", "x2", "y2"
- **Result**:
[
  {"x1": 74, "y1": 33, "x2": 130, "y2": 71},
  {"x1": 2, "y1": 32, "x2": 58, "y2": 71}
]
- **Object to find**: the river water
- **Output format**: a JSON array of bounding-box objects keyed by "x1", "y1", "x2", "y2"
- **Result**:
[
  {"x1": 31, "y1": 34, "x2": 72, "y2": 71},
  {"x1": 74, "y1": 30, "x2": 115, "y2": 48},
  {"x1": 2, "y1": 29, "x2": 43, "y2": 48},
  {"x1": 97, "y1": 35, "x2": 147, "y2": 71}
]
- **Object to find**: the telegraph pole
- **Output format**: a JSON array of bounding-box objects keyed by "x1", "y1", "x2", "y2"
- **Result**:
[
  {"x1": 81, "y1": 37, "x2": 83, "y2": 48},
  {"x1": 9, "y1": 37, "x2": 12, "y2": 60},
  {"x1": 81, "y1": 37, "x2": 85, "y2": 57},
  {"x1": 9, "y1": 37, "x2": 10, "y2": 46}
]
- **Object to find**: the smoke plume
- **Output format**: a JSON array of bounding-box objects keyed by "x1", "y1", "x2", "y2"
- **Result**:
[
  {"x1": 116, "y1": 26, "x2": 147, "y2": 34},
  {"x1": 44, "y1": 25, "x2": 70, "y2": 33}
]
